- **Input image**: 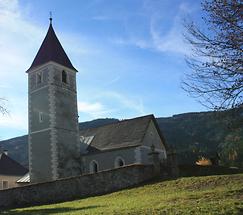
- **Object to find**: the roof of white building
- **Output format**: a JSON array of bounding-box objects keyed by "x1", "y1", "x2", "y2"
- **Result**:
[{"x1": 79, "y1": 114, "x2": 167, "y2": 154}]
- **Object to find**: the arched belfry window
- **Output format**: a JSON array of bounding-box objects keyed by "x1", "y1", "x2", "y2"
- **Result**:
[
  {"x1": 90, "y1": 160, "x2": 98, "y2": 173},
  {"x1": 115, "y1": 157, "x2": 125, "y2": 168},
  {"x1": 36, "y1": 72, "x2": 42, "y2": 84},
  {"x1": 62, "y1": 70, "x2": 67, "y2": 84}
]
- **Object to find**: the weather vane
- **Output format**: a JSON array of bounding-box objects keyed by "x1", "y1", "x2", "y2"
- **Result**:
[{"x1": 49, "y1": 11, "x2": 52, "y2": 24}]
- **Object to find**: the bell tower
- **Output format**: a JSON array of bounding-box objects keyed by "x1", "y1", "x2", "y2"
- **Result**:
[{"x1": 27, "y1": 19, "x2": 80, "y2": 183}]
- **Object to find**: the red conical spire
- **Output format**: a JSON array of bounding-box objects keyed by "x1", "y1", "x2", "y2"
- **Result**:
[{"x1": 27, "y1": 19, "x2": 77, "y2": 72}]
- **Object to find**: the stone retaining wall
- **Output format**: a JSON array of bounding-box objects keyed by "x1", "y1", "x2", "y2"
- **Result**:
[{"x1": 0, "y1": 164, "x2": 155, "y2": 209}]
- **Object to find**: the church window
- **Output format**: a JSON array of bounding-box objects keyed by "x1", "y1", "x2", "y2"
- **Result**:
[
  {"x1": 36, "y1": 72, "x2": 42, "y2": 84},
  {"x1": 62, "y1": 70, "x2": 67, "y2": 84},
  {"x1": 115, "y1": 157, "x2": 125, "y2": 168},
  {"x1": 90, "y1": 160, "x2": 98, "y2": 173},
  {"x1": 2, "y1": 181, "x2": 8, "y2": 189},
  {"x1": 39, "y1": 112, "x2": 44, "y2": 123}
]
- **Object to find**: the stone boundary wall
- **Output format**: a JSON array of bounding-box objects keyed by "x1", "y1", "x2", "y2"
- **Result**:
[{"x1": 0, "y1": 164, "x2": 155, "y2": 209}]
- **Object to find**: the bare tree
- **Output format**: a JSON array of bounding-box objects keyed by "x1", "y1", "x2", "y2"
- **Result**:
[
  {"x1": 0, "y1": 98, "x2": 8, "y2": 115},
  {"x1": 182, "y1": 0, "x2": 243, "y2": 110}
]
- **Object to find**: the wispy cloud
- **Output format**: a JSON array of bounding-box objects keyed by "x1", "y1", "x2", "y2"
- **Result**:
[
  {"x1": 78, "y1": 90, "x2": 146, "y2": 120},
  {"x1": 78, "y1": 101, "x2": 104, "y2": 113},
  {"x1": 92, "y1": 16, "x2": 110, "y2": 21},
  {"x1": 0, "y1": 0, "x2": 44, "y2": 79},
  {"x1": 148, "y1": 1, "x2": 198, "y2": 56},
  {"x1": 100, "y1": 91, "x2": 145, "y2": 116},
  {"x1": 179, "y1": 2, "x2": 199, "y2": 14},
  {"x1": 111, "y1": 2, "x2": 196, "y2": 56},
  {"x1": 111, "y1": 37, "x2": 150, "y2": 49},
  {"x1": 149, "y1": 15, "x2": 190, "y2": 55},
  {"x1": 60, "y1": 32, "x2": 100, "y2": 59},
  {"x1": 78, "y1": 101, "x2": 113, "y2": 118},
  {"x1": 103, "y1": 76, "x2": 121, "y2": 87}
]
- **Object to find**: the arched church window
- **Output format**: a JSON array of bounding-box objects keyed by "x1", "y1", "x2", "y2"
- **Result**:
[
  {"x1": 90, "y1": 160, "x2": 98, "y2": 173},
  {"x1": 115, "y1": 157, "x2": 125, "y2": 168},
  {"x1": 36, "y1": 72, "x2": 42, "y2": 84},
  {"x1": 62, "y1": 70, "x2": 67, "y2": 84}
]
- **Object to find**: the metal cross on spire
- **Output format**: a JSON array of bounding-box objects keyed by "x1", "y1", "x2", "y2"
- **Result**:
[{"x1": 49, "y1": 11, "x2": 53, "y2": 24}]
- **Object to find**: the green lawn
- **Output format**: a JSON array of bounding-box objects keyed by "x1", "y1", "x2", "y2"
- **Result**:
[{"x1": 3, "y1": 174, "x2": 243, "y2": 215}]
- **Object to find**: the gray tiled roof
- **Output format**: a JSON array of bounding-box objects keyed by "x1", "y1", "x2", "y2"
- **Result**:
[
  {"x1": 0, "y1": 153, "x2": 28, "y2": 176},
  {"x1": 79, "y1": 114, "x2": 159, "y2": 153}
]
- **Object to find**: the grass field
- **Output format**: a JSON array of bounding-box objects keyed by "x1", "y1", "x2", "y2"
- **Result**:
[{"x1": 3, "y1": 174, "x2": 243, "y2": 215}]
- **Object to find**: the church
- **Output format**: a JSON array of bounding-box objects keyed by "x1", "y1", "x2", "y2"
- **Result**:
[{"x1": 26, "y1": 19, "x2": 168, "y2": 183}]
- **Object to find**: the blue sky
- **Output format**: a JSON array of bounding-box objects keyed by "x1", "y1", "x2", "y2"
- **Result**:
[{"x1": 0, "y1": 0, "x2": 207, "y2": 140}]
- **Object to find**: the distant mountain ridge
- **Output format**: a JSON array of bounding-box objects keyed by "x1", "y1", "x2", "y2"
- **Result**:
[{"x1": 0, "y1": 108, "x2": 242, "y2": 168}]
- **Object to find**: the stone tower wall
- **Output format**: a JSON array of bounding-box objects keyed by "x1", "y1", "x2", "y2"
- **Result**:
[{"x1": 28, "y1": 63, "x2": 80, "y2": 183}]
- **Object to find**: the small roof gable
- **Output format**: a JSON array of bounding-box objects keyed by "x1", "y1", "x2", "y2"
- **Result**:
[
  {"x1": 79, "y1": 114, "x2": 156, "y2": 153},
  {"x1": 0, "y1": 153, "x2": 28, "y2": 176},
  {"x1": 27, "y1": 23, "x2": 77, "y2": 72}
]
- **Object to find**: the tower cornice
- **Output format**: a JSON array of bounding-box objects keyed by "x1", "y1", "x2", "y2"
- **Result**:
[{"x1": 26, "y1": 61, "x2": 77, "y2": 74}]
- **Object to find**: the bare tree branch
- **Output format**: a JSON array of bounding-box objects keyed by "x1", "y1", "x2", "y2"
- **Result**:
[
  {"x1": 0, "y1": 98, "x2": 8, "y2": 115},
  {"x1": 182, "y1": 0, "x2": 243, "y2": 110}
]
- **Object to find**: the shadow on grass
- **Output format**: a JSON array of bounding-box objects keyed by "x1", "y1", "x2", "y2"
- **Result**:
[
  {"x1": 2, "y1": 205, "x2": 102, "y2": 215},
  {"x1": 236, "y1": 207, "x2": 243, "y2": 215}
]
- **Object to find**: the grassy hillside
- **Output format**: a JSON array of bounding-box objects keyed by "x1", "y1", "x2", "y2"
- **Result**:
[{"x1": 4, "y1": 174, "x2": 243, "y2": 215}]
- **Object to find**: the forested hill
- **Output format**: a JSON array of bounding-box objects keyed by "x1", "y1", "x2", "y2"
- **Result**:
[
  {"x1": 0, "y1": 108, "x2": 242, "y2": 168},
  {"x1": 157, "y1": 108, "x2": 243, "y2": 166}
]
